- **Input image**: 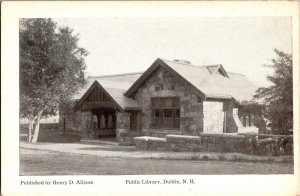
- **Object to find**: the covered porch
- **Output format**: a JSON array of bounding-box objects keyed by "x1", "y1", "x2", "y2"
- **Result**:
[
  {"x1": 76, "y1": 80, "x2": 141, "y2": 144},
  {"x1": 92, "y1": 107, "x2": 116, "y2": 139}
]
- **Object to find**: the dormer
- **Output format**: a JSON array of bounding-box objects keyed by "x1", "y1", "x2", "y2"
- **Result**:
[{"x1": 206, "y1": 64, "x2": 229, "y2": 78}]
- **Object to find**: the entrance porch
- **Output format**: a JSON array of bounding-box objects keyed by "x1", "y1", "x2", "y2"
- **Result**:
[
  {"x1": 76, "y1": 80, "x2": 142, "y2": 144},
  {"x1": 92, "y1": 107, "x2": 116, "y2": 139},
  {"x1": 80, "y1": 109, "x2": 142, "y2": 145}
]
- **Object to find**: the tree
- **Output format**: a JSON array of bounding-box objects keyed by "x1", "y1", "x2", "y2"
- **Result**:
[
  {"x1": 254, "y1": 49, "x2": 293, "y2": 134},
  {"x1": 20, "y1": 19, "x2": 88, "y2": 143}
]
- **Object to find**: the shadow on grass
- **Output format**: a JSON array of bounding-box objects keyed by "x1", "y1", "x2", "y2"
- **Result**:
[{"x1": 37, "y1": 134, "x2": 81, "y2": 143}]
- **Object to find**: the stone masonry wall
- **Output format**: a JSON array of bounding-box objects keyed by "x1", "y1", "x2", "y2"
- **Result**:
[
  {"x1": 232, "y1": 108, "x2": 243, "y2": 133},
  {"x1": 225, "y1": 101, "x2": 239, "y2": 133},
  {"x1": 134, "y1": 134, "x2": 246, "y2": 153},
  {"x1": 134, "y1": 134, "x2": 293, "y2": 156},
  {"x1": 133, "y1": 66, "x2": 204, "y2": 136},
  {"x1": 203, "y1": 100, "x2": 224, "y2": 133},
  {"x1": 81, "y1": 111, "x2": 93, "y2": 139},
  {"x1": 116, "y1": 111, "x2": 132, "y2": 145}
]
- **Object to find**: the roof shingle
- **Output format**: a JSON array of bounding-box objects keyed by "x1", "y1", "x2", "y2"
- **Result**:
[
  {"x1": 72, "y1": 72, "x2": 142, "y2": 109},
  {"x1": 74, "y1": 58, "x2": 258, "y2": 110},
  {"x1": 161, "y1": 58, "x2": 257, "y2": 102}
]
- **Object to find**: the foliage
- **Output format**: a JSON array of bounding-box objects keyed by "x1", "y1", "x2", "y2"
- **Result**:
[
  {"x1": 254, "y1": 49, "x2": 293, "y2": 134},
  {"x1": 244, "y1": 135, "x2": 293, "y2": 156},
  {"x1": 20, "y1": 18, "x2": 88, "y2": 142}
]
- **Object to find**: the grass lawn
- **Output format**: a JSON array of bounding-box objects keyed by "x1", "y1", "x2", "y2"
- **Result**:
[
  {"x1": 19, "y1": 125, "x2": 294, "y2": 175},
  {"x1": 20, "y1": 149, "x2": 293, "y2": 175}
]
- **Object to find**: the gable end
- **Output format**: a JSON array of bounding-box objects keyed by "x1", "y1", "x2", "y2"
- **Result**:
[
  {"x1": 124, "y1": 58, "x2": 206, "y2": 99},
  {"x1": 75, "y1": 81, "x2": 123, "y2": 111}
]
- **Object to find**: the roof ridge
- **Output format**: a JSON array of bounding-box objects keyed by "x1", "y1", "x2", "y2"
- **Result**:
[
  {"x1": 88, "y1": 71, "x2": 143, "y2": 78},
  {"x1": 160, "y1": 58, "x2": 221, "y2": 69},
  {"x1": 95, "y1": 79, "x2": 133, "y2": 85},
  {"x1": 227, "y1": 71, "x2": 245, "y2": 76}
]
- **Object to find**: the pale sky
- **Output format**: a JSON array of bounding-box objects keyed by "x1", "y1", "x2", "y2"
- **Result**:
[{"x1": 54, "y1": 17, "x2": 292, "y2": 87}]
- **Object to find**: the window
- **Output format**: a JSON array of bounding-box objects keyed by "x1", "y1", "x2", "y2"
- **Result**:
[
  {"x1": 150, "y1": 97, "x2": 180, "y2": 129},
  {"x1": 169, "y1": 84, "x2": 175, "y2": 90},
  {"x1": 154, "y1": 85, "x2": 164, "y2": 91},
  {"x1": 152, "y1": 109, "x2": 161, "y2": 118},
  {"x1": 175, "y1": 109, "x2": 180, "y2": 118},
  {"x1": 164, "y1": 109, "x2": 173, "y2": 118}
]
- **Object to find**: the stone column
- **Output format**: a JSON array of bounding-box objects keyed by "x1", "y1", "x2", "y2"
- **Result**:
[
  {"x1": 233, "y1": 108, "x2": 244, "y2": 132},
  {"x1": 116, "y1": 111, "x2": 131, "y2": 145},
  {"x1": 224, "y1": 100, "x2": 238, "y2": 133},
  {"x1": 81, "y1": 111, "x2": 93, "y2": 139}
]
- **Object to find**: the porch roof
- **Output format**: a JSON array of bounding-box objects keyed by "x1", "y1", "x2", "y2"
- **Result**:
[
  {"x1": 95, "y1": 79, "x2": 141, "y2": 110},
  {"x1": 73, "y1": 72, "x2": 142, "y2": 110}
]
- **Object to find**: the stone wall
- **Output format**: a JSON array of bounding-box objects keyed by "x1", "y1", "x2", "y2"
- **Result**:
[
  {"x1": 143, "y1": 129, "x2": 181, "y2": 138},
  {"x1": 232, "y1": 108, "x2": 244, "y2": 133},
  {"x1": 134, "y1": 134, "x2": 246, "y2": 153},
  {"x1": 116, "y1": 111, "x2": 141, "y2": 145},
  {"x1": 203, "y1": 100, "x2": 224, "y2": 133},
  {"x1": 134, "y1": 136, "x2": 170, "y2": 151},
  {"x1": 134, "y1": 133, "x2": 293, "y2": 156},
  {"x1": 81, "y1": 111, "x2": 93, "y2": 139},
  {"x1": 224, "y1": 101, "x2": 239, "y2": 133},
  {"x1": 133, "y1": 66, "x2": 204, "y2": 136}
]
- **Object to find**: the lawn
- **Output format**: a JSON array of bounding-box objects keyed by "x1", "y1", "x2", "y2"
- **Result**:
[
  {"x1": 19, "y1": 124, "x2": 294, "y2": 175},
  {"x1": 20, "y1": 149, "x2": 293, "y2": 175}
]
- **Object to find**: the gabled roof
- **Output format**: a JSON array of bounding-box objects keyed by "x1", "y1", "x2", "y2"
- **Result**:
[
  {"x1": 124, "y1": 58, "x2": 207, "y2": 98},
  {"x1": 125, "y1": 58, "x2": 258, "y2": 102},
  {"x1": 73, "y1": 72, "x2": 142, "y2": 110}
]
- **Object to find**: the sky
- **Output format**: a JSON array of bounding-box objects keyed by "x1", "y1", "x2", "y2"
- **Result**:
[{"x1": 54, "y1": 17, "x2": 292, "y2": 87}]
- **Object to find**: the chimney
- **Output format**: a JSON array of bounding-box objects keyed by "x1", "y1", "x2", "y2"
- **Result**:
[{"x1": 173, "y1": 59, "x2": 191, "y2": 64}]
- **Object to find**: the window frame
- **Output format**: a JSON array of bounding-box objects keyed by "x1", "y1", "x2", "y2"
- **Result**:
[{"x1": 150, "y1": 97, "x2": 180, "y2": 129}]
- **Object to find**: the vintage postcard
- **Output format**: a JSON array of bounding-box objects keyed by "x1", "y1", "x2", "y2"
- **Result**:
[{"x1": 1, "y1": 1, "x2": 299, "y2": 195}]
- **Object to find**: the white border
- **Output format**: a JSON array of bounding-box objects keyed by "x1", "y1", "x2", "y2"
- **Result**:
[{"x1": 1, "y1": 1, "x2": 299, "y2": 195}]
